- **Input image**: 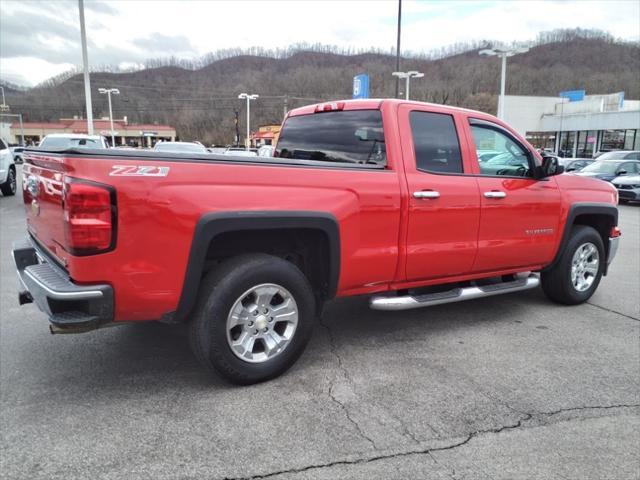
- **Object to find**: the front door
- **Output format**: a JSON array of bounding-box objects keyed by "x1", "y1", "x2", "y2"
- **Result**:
[
  {"x1": 465, "y1": 118, "x2": 562, "y2": 272},
  {"x1": 398, "y1": 105, "x2": 481, "y2": 281}
]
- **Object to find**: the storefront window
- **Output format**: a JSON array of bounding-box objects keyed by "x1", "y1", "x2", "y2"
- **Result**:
[
  {"x1": 600, "y1": 130, "x2": 625, "y2": 151},
  {"x1": 624, "y1": 130, "x2": 637, "y2": 150},
  {"x1": 525, "y1": 132, "x2": 556, "y2": 151},
  {"x1": 576, "y1": 130, "x2": 597, "y2": 158},
  {"x1": 558, "y1": 131, "x2": 576, "y2": 158}
]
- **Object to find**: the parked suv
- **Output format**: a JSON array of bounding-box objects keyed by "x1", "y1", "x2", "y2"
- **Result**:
[{"x1": 0, "y1": 137, "x2": 17, "y2": 196}]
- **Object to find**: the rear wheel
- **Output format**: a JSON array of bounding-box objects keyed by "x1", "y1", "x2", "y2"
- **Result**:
[
  {"x1": 0, "y1": 167, "x2": 16, "y2": 196},
  {"x1": 541, "y1": 225, "x2": 604, "y2": 305},
  {"x1": 188, "y1": 254, "x2": 316, "y2": 384}
]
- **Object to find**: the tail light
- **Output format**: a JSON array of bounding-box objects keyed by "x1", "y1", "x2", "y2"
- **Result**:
[
  {"x1": 610, "y1": 226, "x2": 621, "y2": 238},
  {"x1": 63, "y1": 177, "x2": 117, "y2": 255}
]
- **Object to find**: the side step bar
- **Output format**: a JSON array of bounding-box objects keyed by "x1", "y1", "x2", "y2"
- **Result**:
[{"x1": 369, "y1": 274, "x2": 540, "y2": 311}]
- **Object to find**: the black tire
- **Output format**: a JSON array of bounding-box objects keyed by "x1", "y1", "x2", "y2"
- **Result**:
[
  {"x1": 188, "y1": 253, "x2": 316, "y2": 385},
  {"x1": 0, "y1": 167, "x2": 16, "y2": 196},
  {"x1": 541, "y1": 225, "x2": 604, "y2": 305}
]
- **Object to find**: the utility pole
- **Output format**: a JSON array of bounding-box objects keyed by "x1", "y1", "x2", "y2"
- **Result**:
[
  {"x1": 99, "y1": 88, "x2": 120, "y2": 146},
  {"x1": 0, "y1": 86, "x2": 6, "y2": 108},
  {"x1": 283, "y1": 95, "x2": 289, "y2": 119},
  {"x1": 78, "y1": 0, "x2": 94, "y2": 134},
  {"x1": 395, "y1": 0, "x2": 402, "y2": 98},
  {"x1": 238, "y1": 93, "x2": 258, "y2": 150}
]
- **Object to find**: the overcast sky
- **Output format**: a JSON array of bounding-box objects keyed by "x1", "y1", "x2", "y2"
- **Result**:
[{"x1": 1, "y1": 0, "x2": 639, "y2": 87}]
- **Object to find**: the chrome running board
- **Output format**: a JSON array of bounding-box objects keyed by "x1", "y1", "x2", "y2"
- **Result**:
[{"x1": 369, "y1": 274, "x2": 540, "y2": 311}]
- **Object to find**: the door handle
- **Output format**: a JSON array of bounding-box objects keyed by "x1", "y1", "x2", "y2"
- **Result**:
[
  {"x1": 484, "y1": 190, "x2": 507, "y2": 199},
  {"x1": 413, "y1": 190, "x2": 440, "y2": 199}
]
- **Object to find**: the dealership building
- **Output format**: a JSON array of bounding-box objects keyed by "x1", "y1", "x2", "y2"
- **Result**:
[
  {"x1": 503, "y1": 92, "x2": 640, "y2": 158},
  {"x1": 8, "y1": 116, "x2": 176, "y2": 147}
]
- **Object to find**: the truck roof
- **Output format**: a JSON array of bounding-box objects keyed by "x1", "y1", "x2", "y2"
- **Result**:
[{"x1": 287, "y1": 98, "x2": 483, "y2": 118}]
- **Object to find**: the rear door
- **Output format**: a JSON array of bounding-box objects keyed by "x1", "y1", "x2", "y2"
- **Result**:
[
  {"x1": 398, "y1": 104, "x2": 480, "y2": 281},
  {"x1": 465, "y1": 117, "x2": 562, "y2": 272}
]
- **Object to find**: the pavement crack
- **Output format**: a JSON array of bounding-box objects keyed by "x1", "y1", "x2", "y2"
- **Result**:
[
  {"x1": 586, "y1": 301, "x2": 639, "y2": 322},
  {"x1": 227, "y1": 403, "x2": 640, "y2": 480},
  {"x1": 319, "y1": 316, "x2": 378, "y2": 450},
  {"x1": 537, "y1": 403, "x2": 640, "y2": 417}
]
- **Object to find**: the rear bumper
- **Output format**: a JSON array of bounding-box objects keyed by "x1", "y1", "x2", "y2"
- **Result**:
[{"x1": 12, "y1": 237, "x2": 114, "y2": 332}]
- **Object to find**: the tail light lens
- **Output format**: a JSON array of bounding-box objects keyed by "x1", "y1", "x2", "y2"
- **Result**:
[
  {"x1": 610, "y1": 226, "x2": 621, "y2": 238},
  {"x1": 63, "y1": 177, "x2": 116, "y2": 255}
]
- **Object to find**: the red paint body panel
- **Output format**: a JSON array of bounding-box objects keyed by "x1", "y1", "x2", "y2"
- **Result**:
[{"x1": 21, "y1": 99, "x2": 618, "y2": 322}]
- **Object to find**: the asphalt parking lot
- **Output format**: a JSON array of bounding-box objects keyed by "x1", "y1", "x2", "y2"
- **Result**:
[{"x1": 1, "y1": 166, "x2": 639, "y2": 480}]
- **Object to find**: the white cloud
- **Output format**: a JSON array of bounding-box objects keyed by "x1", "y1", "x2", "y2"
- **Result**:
[{"x1": 1, "y1": 0, "x2": 638, "y2": 86}]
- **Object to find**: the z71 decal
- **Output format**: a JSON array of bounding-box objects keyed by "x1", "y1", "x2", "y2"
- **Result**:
[{"x1": 110, "y1": 165, "x2": 170, "y2": 177}]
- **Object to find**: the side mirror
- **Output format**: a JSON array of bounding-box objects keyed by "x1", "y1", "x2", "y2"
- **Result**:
[
  {"x1": 617, "y1": 170, "x2": 627, "y2": 176},
  {"x1": 537, "y1": 155, "x2": 564, "y2": 178},
  {"x1": 566, "y1": 167, "x2": 576, "y2": 172}
]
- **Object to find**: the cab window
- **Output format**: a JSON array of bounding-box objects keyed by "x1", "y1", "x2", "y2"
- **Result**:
[
  {"x1": 409, "y1": 111, "x2": 463, "y2": 174},
  {"x1": 471, "y1": 125, "x2": 532, "y2": 178}
]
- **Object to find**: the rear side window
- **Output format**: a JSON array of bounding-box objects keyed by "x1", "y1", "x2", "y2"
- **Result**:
[
  {"x1": 275, "y1": 110, "x2": 386, "y2": 166},
  {"x1": 0, "y1": 139, "x2": 7, "y2": 150},
  {"x1": 409, "y1": 111, "x2": 463, "y2": 174}
]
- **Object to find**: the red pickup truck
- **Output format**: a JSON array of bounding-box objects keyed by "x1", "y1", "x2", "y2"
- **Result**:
[{"x1": 14, "y1": 99, "x2": 620, "y2": 384}]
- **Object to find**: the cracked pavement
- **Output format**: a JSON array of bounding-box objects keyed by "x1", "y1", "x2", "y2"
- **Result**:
[{"x1": 1, "y1": 168, "x2": 639, "y2": 480}]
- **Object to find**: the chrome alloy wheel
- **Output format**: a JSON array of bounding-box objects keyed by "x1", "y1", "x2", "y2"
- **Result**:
[
  {"x1": 226, "y1": 283, "x2": 298, "y2": 363},
  {"x1": 571, "y1": 242, "x2": 599, "y2": 292}
]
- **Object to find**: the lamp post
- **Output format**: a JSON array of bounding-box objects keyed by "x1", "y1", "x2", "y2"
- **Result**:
[
  {"x1": 98, "y1": 88, "x2": 120, "y2": 147},
  {"x1": 78, "y1": 0, "x2": 94, "y2": 134},
  {"x1": 238, "y1": 93, "x2": 259, "y2": 150},
  {"x1": 392, "y1": 71, "x2": 424, "y2": 100},
  {"x1": 479, "y1": 46, "x2": 529, "y2": 119}
]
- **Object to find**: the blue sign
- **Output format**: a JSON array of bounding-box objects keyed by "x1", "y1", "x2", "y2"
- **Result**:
[
  {"x1": 559, "y1": 90, "x2": 585, "y2": 102},
  {"x1": 353, "y1": 74, "x2": 369, "y2": 99}
]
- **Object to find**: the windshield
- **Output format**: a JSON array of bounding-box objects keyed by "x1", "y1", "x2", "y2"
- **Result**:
[
  {"x1": 154, "y1": 143, "x2": 206, "y2": 153},
  {"x1": 40, "y1": 137, "x2": 104, "y2": 149},
  {"x1": 275, "y1": 110, "x2": 386, "y2": 166},
  {"x1": 581, "y1": 161, "x2": 623, "y2": 174}
]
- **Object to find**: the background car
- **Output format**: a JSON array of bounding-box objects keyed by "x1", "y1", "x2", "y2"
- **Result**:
[
  {"x1": 574, "y1": 159, "x2": 640, "y2": 182},
  {"x1": 593, "y1": 150, "x2": 640, "y2": 160},
  {"x1": 39, "y1": 133, "x2": 109, "y2": 149},
  {"x1": 612, "y1": 174, "x2": 640, "y2": 203},
  {"x1": 223, "y1": 148, "x2": 257, "y2": 157},
  {"x1": 153, "y1": 141, "x2": 208, "y2": 153},
  {"x1": 559, "y1": 158, "x2": 595, "y2": 172},
  {"x1": 0, "y1": 137, "x2": 17, "y2": 196},
  {"x1": 257, "y1": 145, "x2": 275, "y2": 157},
  {"x1": 9, "y1": 145, "x2": 25, "y2": 164}
]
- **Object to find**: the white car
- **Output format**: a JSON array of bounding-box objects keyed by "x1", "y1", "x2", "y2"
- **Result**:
[
  {"x1": 153, "y1": 141, "x2": 208, "y2": 154},
  {"x1": 0, "y1": 137, "x2": 17, "y2": 196},
  {"x1": 39, "y1": 133, "x2": 109, "y2": 149}
]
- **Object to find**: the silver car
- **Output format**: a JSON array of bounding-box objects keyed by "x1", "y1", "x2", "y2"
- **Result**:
[{"x1": 612, "y1": 174, "x2": 640, "y2": 203}]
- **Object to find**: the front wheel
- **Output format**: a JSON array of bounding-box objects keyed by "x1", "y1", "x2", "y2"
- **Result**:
[
  {"x1": 541, "y1": 225, "x2": 604, "y2": 305},
  {"x1": 0, "y1": 167, "x2": 16, "y2": 196},
  {"x1": 188, "y1": 254, "x2": 316, "y2": 384}
]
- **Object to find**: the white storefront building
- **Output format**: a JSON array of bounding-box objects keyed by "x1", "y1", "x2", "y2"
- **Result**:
[{"x1": 502, "y1": 92, "x2": 640, "y2": 158}]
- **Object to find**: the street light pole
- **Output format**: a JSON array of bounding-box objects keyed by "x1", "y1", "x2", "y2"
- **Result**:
[
  {"x1": 392, "y1": 71, "x2": 424, "y2": 100},
  {"x1": 0, "y1": 86, "x2": 5, "y2": 107},
  {"x1": 479, "y1": 46, "x2": 529, "y2": 119},
  {"x1": 395, "y1": 0, "x2": 402, "y2": 98},
  {"x1": 238, "y1": 93, "x2": 259, "y2": 150},
  {"x1": 98, "y1": 88, "x2": 120, "y2": 146},
  {"x1": 78, "y1": 0, "x2": 94, "y2": 134}
]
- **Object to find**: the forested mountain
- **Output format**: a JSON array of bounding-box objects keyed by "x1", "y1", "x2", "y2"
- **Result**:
[{"x1": 3, "y1": 29, "x2": 638, "y2": 145}]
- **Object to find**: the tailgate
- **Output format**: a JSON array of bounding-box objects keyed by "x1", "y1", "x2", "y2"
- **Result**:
[{"x1": 22, "y1": 155, "x2": 67, "y2": 261}]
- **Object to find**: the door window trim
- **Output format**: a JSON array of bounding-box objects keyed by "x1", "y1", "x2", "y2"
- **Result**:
[{"x1": 468, "y1": 117, "x2": 540, "y2": 180}]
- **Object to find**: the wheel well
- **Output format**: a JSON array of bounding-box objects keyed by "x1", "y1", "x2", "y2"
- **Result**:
[
  {"x1": 204, "y1": 228, "x2": 332, "y2": 300},
  {"x1": 572, "y1": 213, "x2": 614, "y2": 254}
]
